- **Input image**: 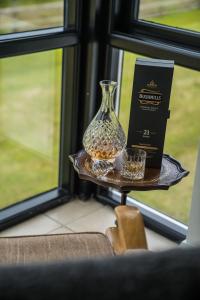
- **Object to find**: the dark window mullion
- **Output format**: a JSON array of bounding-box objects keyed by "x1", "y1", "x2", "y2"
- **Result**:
[
  {"x1": 64, "y1": 0, "x2": 80, "y2": 31},
  {"x1": 132, "y1": 0, "x2": 140, "y2": 20},
  {"x1": 111, "y1": 1, "x2": 199, "y2": 53},
  {"x1": 109, "y1": 32, "x2": 200, "y2": 70},
  {"x1": 59, "y1": 46, "x2": 80, "y2": 194},
  {"x1": 0, "y1": 189, "x2": 71, "y2": 231},
  {"x1": 0, "y1": 29, "x2": 79, "y2": 59},
  {"x1": 59, "y1": 0, "x2": 81, "y2": 195},
  {"x1": 64, "y1": 0, "x2": 68, "y2": 30},
  {"x1": 0, "y1": 27, "x2": 64, "y2": 42},
  {"x1": 130, "y1": 20, "x2": 200, "y2": 49}
]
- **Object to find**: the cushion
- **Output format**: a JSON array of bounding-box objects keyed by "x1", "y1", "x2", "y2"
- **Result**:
[
  {"x1": 0, "y1": 232, "x2": 114, "y2": 264},
  {"x1": 0, "y1": 246, "x2": 200, "y2": 300}
]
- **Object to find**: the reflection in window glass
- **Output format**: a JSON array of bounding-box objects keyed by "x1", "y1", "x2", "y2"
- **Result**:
[
  {"x1": 0, "y1": 0, "x2": 63, "y2": 34},
  {"x1": 119, "y1": 52, "x2": 200, "y2": 224},
  {"x1": 0, "y1": 49, "x2": 62, "y2": 209},
  {"x1": 139, "y1": 0, "x2": 200, "y2": 32}
]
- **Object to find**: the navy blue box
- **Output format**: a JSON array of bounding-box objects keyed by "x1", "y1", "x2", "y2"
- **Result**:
[{"x1": 127, "y1": 58, "x2": 174, "y2": 169}]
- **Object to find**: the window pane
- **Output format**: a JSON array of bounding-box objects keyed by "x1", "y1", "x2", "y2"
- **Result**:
[
  {"x1": 119, "y1": 51, "x2": 200, "y2": 224},
  {"x1": 0, "y1": 0, "x2": 63, "y2": 34},
  {"x1": 139, "y1": 0, "x2": 200, "y2": 32},
  {"x1": 0, "y1": 49, "x2": 62, "y2": 209}
]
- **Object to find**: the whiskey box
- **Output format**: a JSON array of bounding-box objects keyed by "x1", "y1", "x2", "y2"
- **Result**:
[{"x1": 127, "y1": 58, "x2": 174, "y2": 169}]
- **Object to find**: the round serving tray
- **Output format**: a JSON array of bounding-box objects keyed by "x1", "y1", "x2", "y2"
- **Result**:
[{"x1": 69, "y1": 150, "x2": 189, "y2": 192}]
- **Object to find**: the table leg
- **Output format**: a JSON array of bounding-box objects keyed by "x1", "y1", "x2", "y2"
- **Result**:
[
  {"x1": 106, "y1": 205, "x2": 148, "y2": 254},
  {"x1": 121, "y1": 192, "x2": 128, "y2": 205}
]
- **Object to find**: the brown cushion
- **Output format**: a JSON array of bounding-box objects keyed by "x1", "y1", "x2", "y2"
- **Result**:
[{"x1": 0, "y1": 232, "x2": 114, "y2": 264}]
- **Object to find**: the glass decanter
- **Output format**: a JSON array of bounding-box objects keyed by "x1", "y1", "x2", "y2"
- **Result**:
[{"x1": 83, "y1": 80, "x2": 126, "y2": 176}]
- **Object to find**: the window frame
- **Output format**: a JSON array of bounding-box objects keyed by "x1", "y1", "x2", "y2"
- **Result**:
[
  {"x1": 0, "y1": 0, "x2": 199, "y2": 241},
  {"x1": 109, "y1": 0, "x2": 200, "y2": 70},
  {"x1": 95, "y1": 0, "x2": 200, "y2": 241},
  {"x1": 0, "y1": 0, "x2": 115, "y2": 230},
  {"x1": 0, "y1": 0, "x2": 80, "y2": 229},
  {"x1": 96, "y1": 188, "x2": 187, "y2": 242}
]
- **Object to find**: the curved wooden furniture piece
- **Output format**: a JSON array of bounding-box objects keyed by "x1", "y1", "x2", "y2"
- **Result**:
[
  {"x1": 69, "y1": 150, "x2": 189, "y2": 192},
  {"x1": 106, "y1": 205, "x2": 148, "y2": 254}
]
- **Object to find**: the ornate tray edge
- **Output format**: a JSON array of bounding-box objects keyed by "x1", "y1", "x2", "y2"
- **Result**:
[
  {"x1": 163, "y1": 154, "x2": 190, "y2": 185},
  {"x1": 69, "y1": 151, "x2": 190, "y2": 192}
]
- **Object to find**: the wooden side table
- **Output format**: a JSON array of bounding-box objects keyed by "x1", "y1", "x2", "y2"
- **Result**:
[
  {"x1": 69, "y1": 150, "x2": 189, "y2": 203},
  {"x1": 69, "y1": 150, "x2": 189, "y2": 253}
]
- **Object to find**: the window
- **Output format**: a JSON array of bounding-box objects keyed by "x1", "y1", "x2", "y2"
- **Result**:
[
  {"x1": 0, "y1": 0, "x2": 78, "y2": 227},
  {"x1": 0, "y1": 50, "x2": 62, "y2": 209},
  {"x1": 0, "y1": 0, "x2": 64, "y2": 34},
  {"x1": 139, "y1": 0, "x2": 200, "y2": 32},
  {"x1": 119, "y1": 51, "x2": 200, "y2": 224},
  {"x1": 97, "y1": 0, "x2": 200, "y2": 240},
  {"x1": 0, "y1": 1, "x2": 199, "y2": 240}
]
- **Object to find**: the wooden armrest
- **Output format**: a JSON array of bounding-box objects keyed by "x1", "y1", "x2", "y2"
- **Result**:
[{"x1": 106, "y1": 205, "x2": 148, "y2": 254}]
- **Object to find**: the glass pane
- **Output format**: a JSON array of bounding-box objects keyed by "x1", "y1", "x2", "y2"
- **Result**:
[
  {"x1": 0, "y1": 49, "x2": 62, "y2": 209},
  {"x1": 119, "y1": 51, "x2": 200, "y2": 224},
  {"x1": 0, "y1": 0, "x2": 63, "y2": 34},
  {"x1": 139, "y1": 0, "x2": 200, "y2": 32}
]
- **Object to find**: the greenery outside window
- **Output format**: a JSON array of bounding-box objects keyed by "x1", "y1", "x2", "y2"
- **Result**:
[
  {"x1": 0, "y1": 0, "x2": 78, "y2": 230},
  {"x1": 139, "y1": 0, "x2": 200, "y2": 32},
  {"x1": 0, "y1": 0, "x2": 64, "y2": 34},
  {"x1": 0, "y1": 1, "x2": 199, "y2": 241}
]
